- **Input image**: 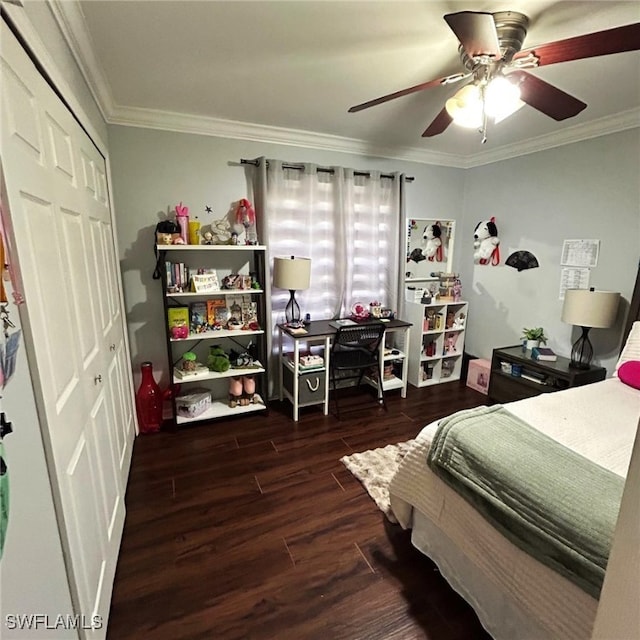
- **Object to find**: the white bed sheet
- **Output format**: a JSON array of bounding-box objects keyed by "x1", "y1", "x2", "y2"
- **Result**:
[{"x1": 389, "y1": 377, "x2": 640, "y2": 640}]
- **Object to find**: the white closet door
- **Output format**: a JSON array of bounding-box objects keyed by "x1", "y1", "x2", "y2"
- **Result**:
[{"x1": 1, "y1": 23, "x2": 134, "y2": 637}]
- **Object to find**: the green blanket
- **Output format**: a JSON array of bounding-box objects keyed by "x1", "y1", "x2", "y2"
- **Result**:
[{"x1": 427, "y1": 405, "x2": 624, "y2": 598}]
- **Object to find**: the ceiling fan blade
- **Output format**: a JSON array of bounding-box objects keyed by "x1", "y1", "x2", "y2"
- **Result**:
[
  {"x1": 348, "y1": 73, "x2": 467, "y2": 113},
  {"x1": 444, "y1": 11, "x2": 502, "y2": 61},
  {"x1": 513, "y1": 22, "x2": 640, "y2": 67},
  {"x1": 508, "y1": 70, "x2": 586, "y2": 121},
  {"x1": 422, "y1": 108, "x2": 453, "y2": 138}
]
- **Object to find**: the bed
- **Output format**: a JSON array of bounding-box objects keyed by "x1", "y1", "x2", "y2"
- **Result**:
[{"x1": 389, "y1": 292, "x2": 640, "y2": 639}]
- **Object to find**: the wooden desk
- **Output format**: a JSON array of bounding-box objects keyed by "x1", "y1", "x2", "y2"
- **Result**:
[{"x1": 277, "y1": 319, "x2": 412, "y2": 421}]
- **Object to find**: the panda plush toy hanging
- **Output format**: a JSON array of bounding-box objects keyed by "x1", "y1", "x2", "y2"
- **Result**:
[
  {"x1": 422, "y1": 222, "x2": 443, "y2": 262},
  {"x1": 473, "y1": 217, "x2": 500, "y2": 265}
]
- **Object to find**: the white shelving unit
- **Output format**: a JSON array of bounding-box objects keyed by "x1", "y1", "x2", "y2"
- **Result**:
[
  {"x1": 158, "y1": 244, "x2": 270, "y2": 424},
  {"x1": 405, "y1": 300, "x2": 468, "y2": 387},
  {"x1": 363, "y1": 326, "x2": 409, "y2": 393}
]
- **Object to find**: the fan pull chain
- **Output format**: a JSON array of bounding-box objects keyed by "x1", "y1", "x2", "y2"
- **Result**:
[{"x1": 480, "y1": 84, "x2": 488, "y2": 144}]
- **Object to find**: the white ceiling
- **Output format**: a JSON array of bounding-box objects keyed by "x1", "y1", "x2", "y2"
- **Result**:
[{"x1": 55, "y1": 1, "x2": 640, "y2": 167}]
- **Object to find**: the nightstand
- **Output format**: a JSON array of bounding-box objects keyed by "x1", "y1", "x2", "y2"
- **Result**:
[{"x1": 488, "y1": 345, "x2": 607, "y2": 403}]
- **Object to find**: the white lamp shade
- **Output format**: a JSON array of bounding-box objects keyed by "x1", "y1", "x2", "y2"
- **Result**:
[
  {"x1": 273, "y1": 256, "x2": 311, "y2": 291},
  {"x1": 445, "y1": 78, "x2": 524, "y2": 129},
  {"x1": 561, "y1": 289, "x2": 620, "y2": 328},
  {"x1": 445, "y1": 84, "x2": 483, "y2": 129}
]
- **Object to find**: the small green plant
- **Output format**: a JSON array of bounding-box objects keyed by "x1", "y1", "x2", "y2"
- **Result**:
[{"x1": 522, "y1": 327, "x2": 548, "y2": 345}]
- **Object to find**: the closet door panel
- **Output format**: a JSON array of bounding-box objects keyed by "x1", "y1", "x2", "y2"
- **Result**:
[
  {"x1": 60, "y1": 208, "x2": 100, "y2": 369},
  {"x1": 18, "y1": 194, "x2": 85, "y2": 436},
  {"x1": 1, "y1": 23, "x2": 133, "y2": 636}
]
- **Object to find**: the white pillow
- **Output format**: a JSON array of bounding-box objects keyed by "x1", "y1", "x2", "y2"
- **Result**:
[{"x1": 614, "y1": 321, "x2": 640, "y2": 376}]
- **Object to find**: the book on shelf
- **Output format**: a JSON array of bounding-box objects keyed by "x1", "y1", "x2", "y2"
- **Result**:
[
  {"x1": 521, "y1": 373, "x2": 547, "y2": 384},
  {"x1": 531, "y1": 347, "x2": 557, "y2": 361},
  {"x1": 167, "y1": 306, "x2": 189, "y2": 332},
  {"x1": 206, "y1": 299, "x2": 226, "y2": 327},
  {"x1": 288, "y1": 359, "x2": 323, "y2": 371},
  {"x1": 173, "y1": 363, "x2": 210, "y2": 379},
  {"x1": 189, "y1": 301, "x2": 208, "y2": 332}
]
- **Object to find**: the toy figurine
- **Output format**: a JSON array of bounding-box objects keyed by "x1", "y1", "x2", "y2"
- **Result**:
[
  {"x1": 170, "y1": 320, "x2": 189, "y2": 340},
  {"x1": 235, "y1": 199, "x2": 258, "y2": 245},
  {"x1": 446, "y1": 311, "x2": 455, "y2": 329},
  {"x1": 240, "y1": 375, "x2": 256, "y2": 406},
  {"x1": 453, "y1": 278, "x2": 462, "y2": 302},
  {"x1": 228, "y1": 376, "x2": 243, "y2": 408},
  {"x1": 445, "y1": 334, "x2": 457, "y2": 354},
  {"x1": 181, "y1": 351, "x2": 197, "y2": 372}
]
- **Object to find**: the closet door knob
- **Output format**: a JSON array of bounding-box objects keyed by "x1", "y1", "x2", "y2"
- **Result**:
[
  {"x1": 94, "y1": 375, "x2": 103, "y2": 385},
  {"x1": 109, "y1": 343, "x2": 116, "y2": 351}
]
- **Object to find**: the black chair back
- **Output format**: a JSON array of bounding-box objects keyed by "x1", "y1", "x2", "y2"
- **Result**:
[
  {"x1": 332, "y1": 323, "x2": 385, "y2": 362},
  {"x1": 329, "y1": 322, "x2": 387, "y2": 417}
]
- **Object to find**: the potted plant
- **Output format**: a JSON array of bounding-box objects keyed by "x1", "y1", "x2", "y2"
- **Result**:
[{"x1": 522, "y1": 327, "x2": 548, "y2": 350}]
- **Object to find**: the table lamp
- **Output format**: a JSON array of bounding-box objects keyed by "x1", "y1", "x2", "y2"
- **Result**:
[
  {"x1": 273, "y1": 256, "x2": 311, "y2": 326},
  {"x1": 561, "y1": 288, "x2": 620, "y2": 369}
]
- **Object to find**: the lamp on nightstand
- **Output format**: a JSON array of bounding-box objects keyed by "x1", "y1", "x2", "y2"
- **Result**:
[
  {"x1": 561, "y1": 288, "x2": 620, "y2": 369},
  {"x1": 273, "y1": 256, "x2": 311, "y2": 326}
]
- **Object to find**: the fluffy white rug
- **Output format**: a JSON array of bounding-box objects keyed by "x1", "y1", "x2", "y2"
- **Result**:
[{"x1": 340, "y1": 440, "x2": 414, "y2": 523}]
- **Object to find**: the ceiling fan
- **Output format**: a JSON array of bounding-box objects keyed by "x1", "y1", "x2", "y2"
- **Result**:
[{"x1": 348, "y1": 11, "x2": 640, "y2": 142}]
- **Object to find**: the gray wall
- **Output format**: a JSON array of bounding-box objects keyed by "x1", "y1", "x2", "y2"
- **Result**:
[
  {"x1": 109, "y1": 125, "x2": 639, "y2": 383},
  {"x1": 108, "y1": 125, "x2": 464, "y2": 387},
  {"x1": 459, "y1": 130, "x2": 640, "y2": 374}
]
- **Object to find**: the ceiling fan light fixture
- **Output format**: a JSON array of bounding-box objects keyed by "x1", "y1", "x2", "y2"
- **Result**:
[
  {"x1": 445, "y1": 84, "x2": 483, "y2": 128},
  {"x1": 485, "y1": 76, "x2": 523, "y2": 122}
]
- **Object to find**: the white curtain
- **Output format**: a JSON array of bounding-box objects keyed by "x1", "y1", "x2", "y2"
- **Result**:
[
  {"x1": 260, "y1": 159, "x2": 403, "y2": 326},
  {"x1": 247, "y1": 157, "x2": 405, "y2": 398}
]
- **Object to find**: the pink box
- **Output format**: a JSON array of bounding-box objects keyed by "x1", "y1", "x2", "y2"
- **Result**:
[{"x1": 466, "y1": 358, "x2": 491, "y2": 395}]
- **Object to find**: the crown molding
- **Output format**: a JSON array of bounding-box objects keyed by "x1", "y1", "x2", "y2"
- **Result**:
[
  {"x1": 49, "y1": 0, "x2": 640, "y2": 170},
  {"x1": 108, "y1": 104, "x2": 466, "y2": 168},
  {"x1": 107, "y1": 104, "x2": 640, "y2": 169},
  {"x1": 462, "y1": 108, "x2": 640, "y2": 168}
]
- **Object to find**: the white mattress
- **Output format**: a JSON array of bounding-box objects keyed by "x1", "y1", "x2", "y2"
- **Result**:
[{"x1": 389, "y1": 378, "x2": 640, "y2": 640}]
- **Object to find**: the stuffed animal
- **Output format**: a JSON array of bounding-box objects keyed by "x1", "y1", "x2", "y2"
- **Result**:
[
  {"x1": 211, "y1": 218, "x2": 232, "y2": 244},
  {"x1": 473, "y1": 217, "x2": 500, "y2": 265},
  {"x1": 207, "y1": 345, "x2": 230, "y2": 372},
  {"x1": 422, "y1": 223, "x2": 443, "y2": 261}
]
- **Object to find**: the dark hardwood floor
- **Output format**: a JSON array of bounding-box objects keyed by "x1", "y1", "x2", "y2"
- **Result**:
[{"x1": 108, "y1": 380, "x2": 493, "y2": 639}]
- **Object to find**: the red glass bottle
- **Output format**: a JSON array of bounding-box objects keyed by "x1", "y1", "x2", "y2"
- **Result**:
[{"x1": 136, "y1": 361, "x2": 162, "y2": 433}]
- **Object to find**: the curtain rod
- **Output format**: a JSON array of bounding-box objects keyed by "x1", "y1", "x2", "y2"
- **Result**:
[{"x1": 240, "y1": 158, "x2": 414, "y2": 182}]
